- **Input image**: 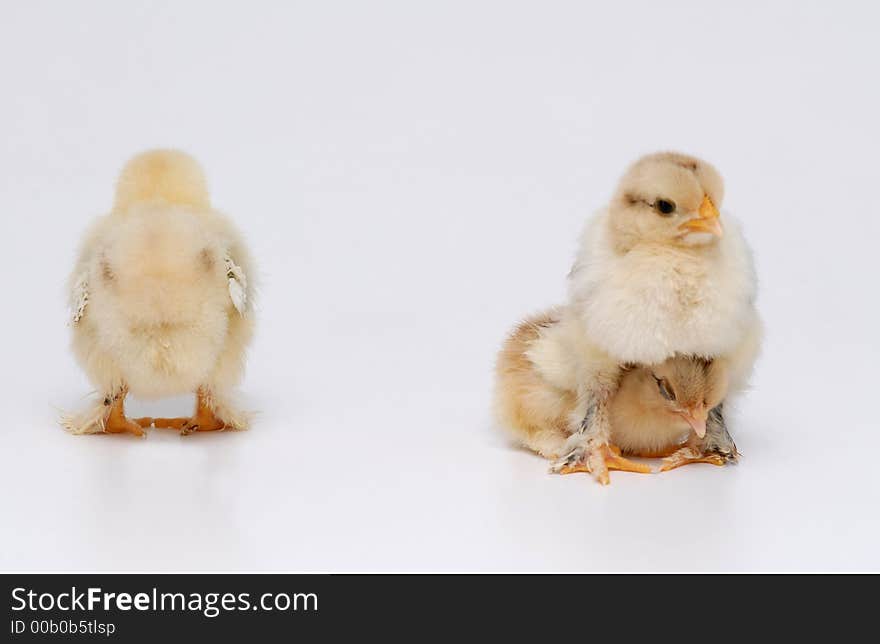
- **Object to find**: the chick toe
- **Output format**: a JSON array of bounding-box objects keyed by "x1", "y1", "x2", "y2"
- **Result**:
[
  {"x1": 153, "y1": 391, "x2": 228, "y2": 435},
  {"x1": 152, "y1": 417, "x2": 190, "y2": 430},
  {"x1": 103, "y1": 413, "x2": 147, "y2": 437},
  {"x1": 553, "y1": 443, "x2": 651, "y2": 483},
  {"x1": 603, "y1": 445, "x2": 653, "y2": 475},
  {"x1": 657, "y1": 447, "x2": 728, "y2": 472}
]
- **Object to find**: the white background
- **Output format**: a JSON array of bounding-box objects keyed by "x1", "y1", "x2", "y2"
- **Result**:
[{"x1": 1, "y1": 1, "x2": 878, "y2": 572}]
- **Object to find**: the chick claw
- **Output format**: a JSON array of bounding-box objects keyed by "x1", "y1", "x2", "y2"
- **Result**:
[
  {"x1": 180, "y1": 422, "x2": 199, "y2": 436},
  {"x1": 551, "y1": 443, "x2": 652, "y2": 485}
]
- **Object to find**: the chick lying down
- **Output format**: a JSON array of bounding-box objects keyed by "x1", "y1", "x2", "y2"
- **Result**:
[
  {"x1": 495, "y1": 312, "x2": 739, "y2": 480},
  {"x1": 62, "y1": 149, "x2": 255, "y2": 436}
]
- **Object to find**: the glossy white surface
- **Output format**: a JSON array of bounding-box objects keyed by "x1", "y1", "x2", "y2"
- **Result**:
[{"x1": 1, "y1": 1, "x2": 878, "y2": 571}]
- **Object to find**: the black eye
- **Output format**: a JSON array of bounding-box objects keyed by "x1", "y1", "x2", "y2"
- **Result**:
[
  {"x1": 655, "y1": 199, "x2": 676, "y2": 216},
  {"x1": 653, "y1": 375, "x2": 676, "y2": 401}
]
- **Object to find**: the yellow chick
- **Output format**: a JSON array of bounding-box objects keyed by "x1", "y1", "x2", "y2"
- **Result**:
[
  {"x1": 63, "y1": 150, "x2": 255, "y2": 436},
  {"x1": 495, "y1": 152, "x2": 760, "y2": 483},
  {"x1": 495, "y1": 313, "x2": 737, "y2": 479}
]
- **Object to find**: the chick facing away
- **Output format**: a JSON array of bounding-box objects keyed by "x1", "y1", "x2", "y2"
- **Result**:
[
  {"x1": 63, "y1": 150, "x2": 255, "y2": 436},
  {"x1": 495, "y1": 312, "x2": 738, "y2": 479}
]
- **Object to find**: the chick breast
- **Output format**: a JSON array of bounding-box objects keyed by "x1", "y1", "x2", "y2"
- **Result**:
[{"x1": 570, "y1": 212, "x2": 759, "y2": 366}]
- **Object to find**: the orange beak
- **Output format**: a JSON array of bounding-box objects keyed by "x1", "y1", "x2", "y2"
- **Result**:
[
  {"x1": 679, "y1": 195, "x2": 723, "y2": 237},
  {"x1": 680, "y1": 404, "x2": 709, "y2": 438}
]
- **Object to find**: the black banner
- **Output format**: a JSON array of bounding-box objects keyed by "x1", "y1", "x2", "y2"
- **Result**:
[{"x1": 2, "y1": 573, "x2": 870, "y2": 640}]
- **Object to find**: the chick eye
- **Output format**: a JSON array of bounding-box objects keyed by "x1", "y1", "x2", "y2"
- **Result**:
[
  {"x1": 655, "y1": 199, "x2": 676, "y2": 216},
  {"x1": 653, "y1": 375, "x2": 676, "y2": 401}
]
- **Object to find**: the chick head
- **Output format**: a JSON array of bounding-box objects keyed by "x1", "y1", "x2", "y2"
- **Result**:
[
  {"x1": 113, "y1": 149, "x2": 210, "y2": 213},
  {"x1": 608, "y1": 151, "x2": 724, "y2": 251},
  {"x1": 639, "y1": 355, "x2": 728, "y2": 438}
]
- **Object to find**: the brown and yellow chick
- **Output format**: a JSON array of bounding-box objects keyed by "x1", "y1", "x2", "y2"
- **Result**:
[
  {"x1": 495, "y1": 151, "x2": 760, "y2": 483},
  {"x1": 495, "y1": 313, "x2": 738, "y2": 482}
]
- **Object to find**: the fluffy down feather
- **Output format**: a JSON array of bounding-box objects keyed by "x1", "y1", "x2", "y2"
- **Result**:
[
  {"x1": 493, "y1": 151, "x2": 761, "y2": 481},
  {"x1": 494, "y1": 313, "x2": 730, "y2": 459},
  {"x1": 65, "y1": 150, "x2": 255, "y2": 430},
  {"x1": 568, "y1": 209, "x2": 761, "y2": 392}
]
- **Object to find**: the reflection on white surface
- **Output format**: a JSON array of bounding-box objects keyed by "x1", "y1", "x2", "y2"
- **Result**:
[
  {"x1": 1, "y1": 1, "x2": 879, "y2": 571},
  {"x1": 5, "y1": 309, "x2": 878, "y2": 571}
]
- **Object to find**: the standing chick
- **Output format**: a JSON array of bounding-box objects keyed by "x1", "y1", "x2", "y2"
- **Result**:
[
  {"x1": 63, "y1": 150, "x2": 255, "y2": 436},
  {"x1": 495, "y1": 152, "x2": 760, "y2": 483},
  {"x1": 495, "y1": 313, "x2": 735, "y2": 479}
]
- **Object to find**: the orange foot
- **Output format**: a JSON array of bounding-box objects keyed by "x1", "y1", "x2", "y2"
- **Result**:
[
  {"x1": 103, "y1": 391, "x2": 150, "y2": 437},
  {"x1": 658, "y1": 446, "x2": 732, "y2": 472},
  {"x1": 153, "y1": 389, "x2": 227, "y2": 435},
  {"x1": 557, "y1": 444, "x2": 652, "y2": 484}
]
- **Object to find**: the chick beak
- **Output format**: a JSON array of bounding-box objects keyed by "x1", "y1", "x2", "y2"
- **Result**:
[
  {"x1": 680, "y1": 195, "x2": 723, "y2": 237},
  {"x1": 681, "y1": 404, "x2": 709, "y2": 438}
]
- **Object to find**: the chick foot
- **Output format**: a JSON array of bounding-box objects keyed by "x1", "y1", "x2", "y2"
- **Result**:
[
  {"x1": 152, "y1": 389, "x2": 227, "y2": 435},
  {"x1": 659, "y1": 404, "x2": 740, "y2": 472},
  {"x1": 551, "y1": 443, "x2": 652, "y2": 484},
  {"x1": 153, "y1": 415, "x2": 226, "y2": 435},
  {"x1": 657, "y1": 443, "x2": 739, "y2": 472},
  {"x1": 103, "y1": 392, "x2": 148, "y2": 437}
]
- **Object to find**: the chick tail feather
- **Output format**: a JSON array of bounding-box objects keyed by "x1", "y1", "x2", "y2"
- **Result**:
[
  {"x1": 60, "y1": 398, "x2": 107, "y2": 435},
  {"x1": 203, "y1": 389, "x2": 254, "y2": 431}
]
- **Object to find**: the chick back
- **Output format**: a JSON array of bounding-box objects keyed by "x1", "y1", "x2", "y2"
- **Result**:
[
  {"x1": 493, "y1": 311, "x2": 578, "y2": 458},
  {"x1": 76, "y1": 206, "x2": 235, "y2": 397}
]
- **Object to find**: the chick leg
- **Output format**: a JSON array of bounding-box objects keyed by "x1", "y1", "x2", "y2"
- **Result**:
[
  {"x1": 550, "y1": 389, "x2": 649, "y2": 484},
  {"x1": 153, "y1": 388, "x2": 227, "y2": 435},
  {"x1": 659, "y1": 403, "x2": 739, "y2": 472},
  {"x1": 556, "y1": 444, "x2": 653, "y2": 477},
  {"x1": 103, "y1": 389, "x2": 150, "y2": 437},
  {"x1": 701, "y1": 403, "x2": 740, "y2": 462}
]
